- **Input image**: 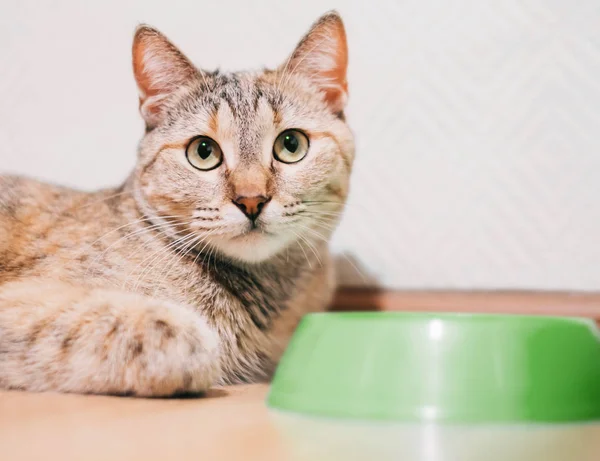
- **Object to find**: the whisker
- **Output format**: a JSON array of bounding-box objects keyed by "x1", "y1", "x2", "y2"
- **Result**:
[
  {"x1": 134, "y1": 233, "x2": 201, "y2": 286},
  {"x1": 309, "y1": 219, "x2": 337, "y2": 232},
  {"x1": 200, "y1": 232, "x2": 217, "y2": 270},
  {"x1": 207, "y1": 240, "x2": 218, "y2": 274},
  {"x1": 302, "y1": 200, "x2": 346, "y2": 205},
  {"x1": 118, "y1": 221, "x2": 195, "y2": 267},
  {"x1": 300, "y1": 208, "x2": 344, "y2": 214},
  {"x1": 190, "y1": 230, "x2": 215, "y2": 269},
  {"x1": 339, "y1": 253, "x2": 369, "y2": 283},
  {"x1": 72, "y1": 189, "x2": 133, "y2": 211},
  {"x1": 183, "y1": 230, "x2": 217, "y2": 298},
  {"x1": 302, "y1": 214, "x2": 342, "y2": 226},
  {"x1": 303, "y1": 200, "x2": 371, "y2": 214},
  {"x1": 297, "y1": 210, "x2": 345, "y2": 219},
  {"x1": 290, "y1": 231, "x2": 312, "y2": 269},
  {"x1": 300, "y1": 213, "x2": 341, "y2": 221},
  {"x1": 84, "y1": 219, "x2": 188, "y2": 279},
  {"x1": 126, "y1": 230, "x2": 199, "y2": 292},
  {"x1": 297, "y1": 231, "x2": 322, "y2": 266},
  {"x1": 295, "y1": 219, "x2": 370, "y2": 283},
  {"x1": 299, "y1": 215, "x2": 372, "y2": 284},
  {"x1": 151, "y1": 232, "x2": 208, "y2": 298},
  {"x1": 86, "y1": 214, "x2": 185, "y2": 249},
  {"x1": 295, "y1": 223, "x2": 329, "y2": 244},
  {"x1": 129, "y1": 233, "x2": 198, "y2": 293}
]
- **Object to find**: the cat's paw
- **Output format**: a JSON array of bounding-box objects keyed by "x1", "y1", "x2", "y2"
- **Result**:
[
  {"x1": 119, "y1": 300, "x2": 222, "y2": 397},
  {"x1": 0, "y1": 282, "x2": 221, "y2": 396},
  {"x1": 59, "y1": 290, "x2": 222, "y2": 397}
]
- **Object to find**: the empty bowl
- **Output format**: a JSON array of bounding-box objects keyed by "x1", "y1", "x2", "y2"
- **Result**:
[{"x1": 267, "y1": 312, "x2": 600, "y2": 422}]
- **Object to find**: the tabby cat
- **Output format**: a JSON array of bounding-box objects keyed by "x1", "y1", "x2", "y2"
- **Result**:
[{"x1": 0, "y1": 12, "x2": 354, "y2": 396}]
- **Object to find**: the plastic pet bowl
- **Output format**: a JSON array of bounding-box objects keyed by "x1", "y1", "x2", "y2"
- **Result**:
[{"x1": 267, "y1": 312, "x2": 600, "y2": 423}]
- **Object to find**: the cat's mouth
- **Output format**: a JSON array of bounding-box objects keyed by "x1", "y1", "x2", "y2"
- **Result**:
[
  {"x1": 207, "y1": 219, "x2": 297, "y2": 263},
  {"x1": 235, "y1": 225, "x2": 273, "y2": 239}
]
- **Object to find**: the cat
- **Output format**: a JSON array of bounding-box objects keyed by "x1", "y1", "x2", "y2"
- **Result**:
[{"x1": 0, "y1": 11, "x2": 354, "y2": 396}]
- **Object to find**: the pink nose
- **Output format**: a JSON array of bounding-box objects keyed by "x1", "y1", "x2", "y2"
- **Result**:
[{"x1": 233, "y1": 195, "x2": 271, "y2": 221}]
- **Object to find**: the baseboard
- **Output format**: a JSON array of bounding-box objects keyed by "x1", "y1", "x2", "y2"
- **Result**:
[{"x1": 331, "y1": 288, "x2": 600, "y2": 320}]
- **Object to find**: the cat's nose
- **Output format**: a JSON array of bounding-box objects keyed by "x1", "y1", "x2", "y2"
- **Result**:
[{"x1": 233, "y1": 195, "x2": 271, "y2": 221}]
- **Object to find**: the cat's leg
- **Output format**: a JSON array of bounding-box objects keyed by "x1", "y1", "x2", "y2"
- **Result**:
[{"x1": 0, "y1": 279, "x2": 220, "y2": 396}]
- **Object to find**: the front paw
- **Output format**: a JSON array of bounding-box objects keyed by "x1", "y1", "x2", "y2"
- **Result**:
[
  {"x1": 0, "y1": 283, "x2": 221, "y2": 396},
  {"x1": 64, "y1": 295, "x2": 222, "y2": 397},
  {"x1": 125, "y1": 304, "x2": 221, "y2": 396}
]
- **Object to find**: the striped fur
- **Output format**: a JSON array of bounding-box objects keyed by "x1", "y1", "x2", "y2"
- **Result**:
[{"x1": 0, "y1": 11, "x2": 354, "y2": 396}]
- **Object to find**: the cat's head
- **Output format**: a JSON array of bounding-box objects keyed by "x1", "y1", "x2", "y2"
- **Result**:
[{"x1": 131, "y1": 12, "x2": 354, "y2": 263}]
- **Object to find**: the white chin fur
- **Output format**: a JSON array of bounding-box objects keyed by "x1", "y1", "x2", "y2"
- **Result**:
[{"x1": 211, "y1": 231, "x2": 291, "y2": 263}]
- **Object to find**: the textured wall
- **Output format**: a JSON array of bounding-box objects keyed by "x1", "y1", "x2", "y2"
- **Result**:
[{"x1": 1, "y1": 1, "x2": 598, "y2": 290}]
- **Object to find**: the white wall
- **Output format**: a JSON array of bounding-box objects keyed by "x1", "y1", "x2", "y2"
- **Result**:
[{"x1": 1, "y1": 0, "x2": 599, "y2": 291}]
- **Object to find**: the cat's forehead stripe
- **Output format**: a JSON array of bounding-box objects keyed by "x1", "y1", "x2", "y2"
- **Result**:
[
  {"x1": 188, "y1": 73, "x2": 276, "y2": 121},
  {"x1": 182, "y1": 73, "x2": 279, "y2": 163}
]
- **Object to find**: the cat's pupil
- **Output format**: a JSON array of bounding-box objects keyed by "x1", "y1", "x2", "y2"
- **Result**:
[
  {"x1": 283, "y1": 135, "x2": 298, "y2": 153},
  {"x1": 197, "y1": 142, "x2": 212, "y2": 160}
]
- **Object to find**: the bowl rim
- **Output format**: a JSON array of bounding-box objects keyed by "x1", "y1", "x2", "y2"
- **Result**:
[{"x1": 306, "y1": 311, "x2": 595, "y2": 324}]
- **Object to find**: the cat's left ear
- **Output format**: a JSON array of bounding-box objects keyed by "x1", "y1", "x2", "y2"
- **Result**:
[
  {"x1": 281, "y1": 11, "x2": 349, "y2": 114},
  {"x1": 132, "y1": 25, "x2": 198, "y2": 128}
]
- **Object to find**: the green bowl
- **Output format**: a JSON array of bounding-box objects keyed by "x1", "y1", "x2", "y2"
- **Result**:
[{"x1": 267, "y1": 312, "x2": 600, "y2": 423}]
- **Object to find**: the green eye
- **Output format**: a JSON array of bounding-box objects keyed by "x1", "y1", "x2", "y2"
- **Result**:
[
  {"x1": 273, "y1": 130, "x2": 309, "y2": 164},
  {"x1": 186, "y1": 136, "x2": 223, "y2": 171}
]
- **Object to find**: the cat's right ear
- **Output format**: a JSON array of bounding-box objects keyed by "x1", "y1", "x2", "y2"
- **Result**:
[{"x1": 132, "y1": 25, "x2": 198, "y2": 129}]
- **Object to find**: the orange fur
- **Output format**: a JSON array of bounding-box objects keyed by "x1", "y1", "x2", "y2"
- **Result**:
[{"x1": 0, "y1": 11, "x2": 354, "y2": 396}]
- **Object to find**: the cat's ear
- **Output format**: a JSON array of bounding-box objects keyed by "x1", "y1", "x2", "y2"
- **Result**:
[
  {"x1": 132, "y1": 25, "x2": 198, "y2": 128},
  {"x1": 281, "y1": 11, "x2": 349, "y2": 114}
]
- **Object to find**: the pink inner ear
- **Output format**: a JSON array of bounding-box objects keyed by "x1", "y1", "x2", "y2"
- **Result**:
[
  {"x1": 133, "y1": 45, "x2": 160, "y2": 121},
  {"x1": 321, "y1": 25, "x2": 348, "y2": 113},
  {"x1": 132, "y1": 27, "x2": 197, "y2": 127},
  {"x1": 132, "y1": 34, "x2": 169, "y2": 123},
  {"x1": 132, "y1": 40, "x2": 148, "y2": 97},
  {"x1": 285, "y1": 13, "x2": 349, "y2": 114},
  {"x1": 132, "y1": 34, "x2": 166, "y2": 101}
]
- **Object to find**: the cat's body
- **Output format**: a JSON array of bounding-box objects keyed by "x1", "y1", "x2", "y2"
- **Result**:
[
  {"x1": 0, "y1": 12, "x2": 353, "y2": 396},
  {"x1": 0, "y1": 175, "x2": 332, "y2": 394}
]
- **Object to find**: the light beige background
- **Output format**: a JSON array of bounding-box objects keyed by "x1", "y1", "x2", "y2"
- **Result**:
[{"x1": 1, "y1": 0, "x2": 598, "y2": 290}]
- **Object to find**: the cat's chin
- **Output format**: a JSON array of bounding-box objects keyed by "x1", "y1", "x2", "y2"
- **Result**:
[{"x1": 211, "y1": 231, "x2": 292, "y2": 264}]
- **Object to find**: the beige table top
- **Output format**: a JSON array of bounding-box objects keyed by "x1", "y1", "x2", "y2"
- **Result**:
[
  {"x1": 1, "y1": 384, "x2": 283, "y2": 461},
  {"x1": 3, "y1": 383, "x2": 599, "y2": 461}
]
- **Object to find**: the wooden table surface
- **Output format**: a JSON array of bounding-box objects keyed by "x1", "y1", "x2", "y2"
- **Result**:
[
  {"x1": 1, "y1": 384, "x2": 282, "y2": 461},
  {"x1": 2, "y1": 290, "x2": 600, "y2": 461}
]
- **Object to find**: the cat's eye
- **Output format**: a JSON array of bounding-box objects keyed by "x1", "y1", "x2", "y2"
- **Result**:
[
  {"x1": 273, "y1": 130, "x2": 309, "y2": 164},
  {"x1": 186, "y1": 136, "x2": 223, "y2": 171}
]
